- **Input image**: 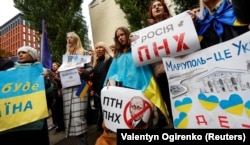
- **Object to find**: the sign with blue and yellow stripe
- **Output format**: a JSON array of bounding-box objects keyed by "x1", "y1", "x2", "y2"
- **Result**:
[{"x1": 0, "y1": 63, "x2": 49, "y2": 131}]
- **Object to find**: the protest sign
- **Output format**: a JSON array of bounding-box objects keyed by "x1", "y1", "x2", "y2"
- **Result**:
[
  {"x1": 58, "y1": 55, "x2": 90, "y2": 88},
  {"x1": 162, "y1": 31, "x2": 250, "y2": 128},
  {"x1": 0, "y1": 64, "x2": 49, "y2": 131},
  {"x1": 58, "y1": 55, "x2": 90, "y2": 72},
  {"x1": 59, "y1": 68, "x2": 81, "y2": 89},
  {"x1": 131, "y1": 11, "x2": 200, "y2": 66},
  {"x1": 101, "y1": 86, "x2": 153, "y2": 132}
]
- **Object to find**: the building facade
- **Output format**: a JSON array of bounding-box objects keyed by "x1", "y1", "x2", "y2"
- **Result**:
[
  {"x1": 0, "y1": 13, "x2": 40, "y2": 56},
  {"x1": 88, "y1": 0, "x2": 129, "y2": 47}
]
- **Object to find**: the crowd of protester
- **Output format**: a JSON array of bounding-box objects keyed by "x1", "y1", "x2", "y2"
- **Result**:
[{"x1": 0, "y1": 0, "x2": 249, "y2": 145}]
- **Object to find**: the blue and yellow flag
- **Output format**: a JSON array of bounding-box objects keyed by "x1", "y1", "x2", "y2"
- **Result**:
[
  {"x1": 197, "y1": 0, "x2": 246, "y2": 41},
  {"x1": 0, "y1": 63, "x2": 49, "y2": 131},
  {"x1": 104, "y1": 49, "x2": 169, "y2": 123},
  {"x1": 75, "y1": 80, "x2": 89, "y2": 99}
]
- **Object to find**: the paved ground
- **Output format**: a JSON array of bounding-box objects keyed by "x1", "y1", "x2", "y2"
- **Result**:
[
  {"x1": 47, "y1": 113, "x2": 173, "y2": 145},
  {"x1": 47, "y1": 116, "x2": 102, "y2": 145}
]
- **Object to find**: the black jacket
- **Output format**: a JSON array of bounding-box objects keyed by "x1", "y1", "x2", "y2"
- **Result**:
[
  {"x1": 199, "y1": 24, "x2": 248, "y2": 49},
  {"x1": 232, "y1": 0, "x2": 250, "y2": 23},
  {"x1": 130, "y1": 119, "x2": 147, "y2": 129},
  {"x1": 0, "y1": 58, "x2": 14, "y2": 71},
  {"x1": 196, "y1": 0, "x2": 249, "y2": 49},
  {"x1": 92, "y1": 56, "x2": 112, "y2": 96}
]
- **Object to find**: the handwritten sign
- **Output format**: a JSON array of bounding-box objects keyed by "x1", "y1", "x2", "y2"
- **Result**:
[
  {"x1": 58, "y1": 55, "x2": 90, "y2": 72},
  {"x1": 0, "y1": 64, "x2": 49, "y2": 131},
  {"x1": 131, "y1": 11, "x2": 200, "y2": 66},
  {"x1": 58, "y1": 55, "x2": 89, "y2": 88},
  {"x1": 101, "y1": 86, "x2": 153, "y2": 132},
  {"x1": 59, "y1": 68, "x2": 81, "y2": 89},
  {"x1": 162, "y1": 31, "x2": 250, "y2": 128}
]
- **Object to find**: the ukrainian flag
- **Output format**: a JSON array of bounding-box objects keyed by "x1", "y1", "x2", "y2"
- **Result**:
[
  {"x1": 76, "y1": 80, "x2": 89, "y2": 99},
  {"x1": 197, "y1": 0, "x2": 246, "y2": 42},
  {"x1": 104, "y1": 49, "x2": 169, "y2": 124}
]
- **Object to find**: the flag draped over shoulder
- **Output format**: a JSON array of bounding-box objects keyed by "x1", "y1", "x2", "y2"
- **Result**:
[
  {"x1": 41, "y1": 19, "x2": 52, "y2": 70},
  {"x1": 197, "y1": 0, "x2": 246, "y2": 41},
  {"x1": 104, "y1": 49, "x2": 169, "y2": 123}
]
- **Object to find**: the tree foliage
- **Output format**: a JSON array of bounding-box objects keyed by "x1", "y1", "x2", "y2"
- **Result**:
[
  {"x1": 13, "y1": 0, "x2": 88, "y2": 62},
  {"x1": 172, "y1": 0, "x2": 199, "y2": 14},
  {"x1": 115, "y1": 0, "x2": 152, "y2": 32},
  {"x1": 115, "y1": 0, "x2": 199, "y2": 32}
]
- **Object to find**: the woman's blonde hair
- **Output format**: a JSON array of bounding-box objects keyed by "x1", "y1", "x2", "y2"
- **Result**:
[
  {"x1": 65, "y1": 31, "x2": 85, "y2": 55},
  {"x1": 92, "y1": 41, "x2": 112, "y2": 67}
]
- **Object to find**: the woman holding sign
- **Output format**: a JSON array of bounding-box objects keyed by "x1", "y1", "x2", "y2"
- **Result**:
[
  {"x1": 106, "y1": 26, "x2": 170, "y2": 126},
  {"x1": 0, "y1": 46, "x2": 50, "y2": 145},
  {"x1": 61, "y1": 31, "x2": 90, "y2": 144},
  {"x1": 147, "y1": 0, "x2": 174, "y2": 125},
  {"x1": 96, "y1": 26, "x2": 171, "y2": 145}
]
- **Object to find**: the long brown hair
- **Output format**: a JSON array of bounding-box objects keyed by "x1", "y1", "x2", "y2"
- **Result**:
[
  {"x1": 113, "y1": 26, "x2": 131, "y2": 58},
  {"x1": 148, "y1": 0, "x2": 172, "y2": 24}
]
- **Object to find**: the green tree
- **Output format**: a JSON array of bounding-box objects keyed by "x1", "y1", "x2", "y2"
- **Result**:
[
  {"x1": 13, "y1": 0, "x2": 88, "y2": 62},
  {"x1": 115, "y1": 0, "x2": 152, "y2": 32},
  {"x1": 172, "y1": 0, "x2": 199, "y2": 14}
]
